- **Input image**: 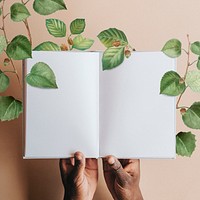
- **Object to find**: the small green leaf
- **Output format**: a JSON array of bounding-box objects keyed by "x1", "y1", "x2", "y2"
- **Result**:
[
  {"x1": 176, "y1": 132, "x2": 196, "y2": 157},
  {"x1": 0, "y1": 96, "x2": 22, "y2": 121},
  {"x1": 72, "y1": 35, "x2": 94, "y2": 50},
  {"x1": 0, "y1": 8, "x2": 2, "y2": 16},
  {"x1": 26, "y1": 62, "x2": 58, "y2": 88},
  {"x1": 160, "y1": 71, "x2": 186, "y2": 96},
  {"x1": 0, "y1": 70, "x2": 9, "y2": 92},
  {"x1": 70, "y1": 18, "x2": 85, "y2": 34},
  {"x1": 186, "y1": 70, "x2": 200, "y2": 93},
  {"x1": 162, "y1": 39, "x2": 182, "y2": 58},
  {"x1": 98, "y1": 28, "x2": 128, "y2": 48},
  {"x1": 6, "y1": 35, "x2": 32, "y2": 60},
  {"x1": 197, "y1": 57, "x2": 200, "y2": 70},
  {"x1": 33, "y1": 0, "x2": 67, "y2": 15},
  {"x1": 34, "y1": 41, "x2": 61, "y2": 51},
  {"x1": 182, "y1": 102, "x2": 200, "y2": 129},
  {"x1": 10, "y1": 3, "x2": 30, "y2": 22},
  {"x1": 0, "y1": 35, "x2": 7, "y2": 54},
  {"x1": 102, "y1": 46, "x2": 125, "y2": 70},
  {"x1": 191, "y1": 41, "x2": 200, "y2": 55},
  {"x1": 46, "y1": 18, "x2": 66, "y2": 38}
]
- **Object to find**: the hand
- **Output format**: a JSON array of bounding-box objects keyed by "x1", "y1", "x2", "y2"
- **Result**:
[
  {"x1": 103, "y1": 156, "x2": 143, "y2": 200},
  {"x1": 59, "y1": 152, "x2": 98, "y2": 200}
]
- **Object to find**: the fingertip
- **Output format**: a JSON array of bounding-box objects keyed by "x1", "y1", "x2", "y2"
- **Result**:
[
  {"x1": 106, "y1": 156, "x2": 115, "y2": 166},
  {"x1": 74, "y1": 151, "x2": 84, "y2": 161}
]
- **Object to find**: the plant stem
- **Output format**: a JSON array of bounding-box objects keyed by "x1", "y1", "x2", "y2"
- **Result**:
[
  {"x1": 189, "y1": 59, "x2": 197, "y2": 66},
  {"x1": 24, "y1": 0, "x2": 31, "y2": 5},
  {"x1": 183, "y1": 34, "x2": 190, "y2": 80},
  {"x1": 3, "y1": 70, "x2": 17, "y2": 74},
  {"x1": 176, "y1": 35, "x2": 191, "y2": 109},
  {"x1": 2, "y1": 0, "x2": 22, "y2": 88},
  {"x1": 23, "y1": 19, "x2": 32, "y2": 46}
]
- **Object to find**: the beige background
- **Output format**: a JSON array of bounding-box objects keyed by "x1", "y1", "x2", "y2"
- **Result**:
[{"x1": 1, "y1": 0, "x2": 200, "y2": 199}]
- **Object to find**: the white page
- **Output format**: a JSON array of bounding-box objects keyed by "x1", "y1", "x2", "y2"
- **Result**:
[
  {"x1": 24, "y1": 51, "x2": 99, "y2": 158},
  {"x1": 99, "y1": 52, "x2": 176, "y2": 158}
]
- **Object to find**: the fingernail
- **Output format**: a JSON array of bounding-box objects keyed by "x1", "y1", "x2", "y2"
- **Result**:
[{"x1": 107, "y1": 156, "x2": 115, "y2": 165}]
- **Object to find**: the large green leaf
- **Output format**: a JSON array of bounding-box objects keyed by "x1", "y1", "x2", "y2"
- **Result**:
[
  {"x1": 46, "y1": 18, "x2": 66, "y2": 37},
  {"x1": 0, "y1": 70, "x2": 9, "y2": 92},
  {"x1": 72, "y1": 35, "x2": 94, "y2": 50},
  {"x1": 34, "y1": 41, "x2": 61, "y2": 51},
  {"x1": 162, "y1": 39, "x2": 182, "y2": 58},
  {"x1": 97, "y1": 28, "x2": 128, "y2": 48},
  {"x1": 186, "y1": 70, "x2": 200, "y2": 93},
  {"x1": 160, "y1": 71, "x2": 186, "y2": 96},
  {"x1": 6, "y1": 35, "x2": 32, "y2": 60},
  {"x1": 70, "y1": 18, "x2": 85, "y2": 34},
  {"x1": 0, "y1": 96, "x2": 22, "y2": 121},
  {"x1": 191, "y1": 41, "x2": 200, "y2": 55},
  {"x1": 176, "y1": 132, "x2": 196, "y2": 157},
  {"x1": 0, "y1": 35, "x2": 7, "y2": 54},
  {"x1": 33, "y1": 0, "x2": 67, "y2": 15},
  {"x1": 10, "y1": 3, "x2": 30, "y2": 22},
  {"x1": 102, "y1": 46, "x2": 125, "y2": 70},
  {"x1": 182, "y1": 102, "x2": 200, "y2": 129},
  {"x1": 26, "y1": 62, "x2": 58, "y2": 88}
]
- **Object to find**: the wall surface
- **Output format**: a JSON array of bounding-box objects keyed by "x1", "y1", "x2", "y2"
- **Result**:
[{"x1": 1, "y1": 0, "x2": 200, "y2": 200}]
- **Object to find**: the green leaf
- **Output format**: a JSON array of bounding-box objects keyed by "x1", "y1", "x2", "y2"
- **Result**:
[
  {"x1": 26, "y1": 62, "x2": 58, "y2": 88},
  {"x1": 182, "y1": 102, "x2": 200, "y2": 129},
  {"x1": 0, "y1": 8, "x2": 2, "y2": 16},
  {"x1": 72, "y1": 35, "x2": 94, "y2": 50},
  {"x1": 46, "y1": 18, "x2": 66, "y2": 38},
  {"x1": 6, "y1": 35, "x2": 32, "y2": 60},
  {"x1": 162, "y1": 39, "x2": 182, "y2": 58},
  {"x1": 33, "y1": 0, "x2": 67, "y2": 15},
  {"x1": 33, "y1": 41, "x2": 61, "y2": 51},
  {"x1": 0, "y1": 96, "x2": 22, "y2": 121},
  {"x1": 98, "y1": 28, "x2": 128, "y2": 48},
  {"x1": 191, "y1": 41, "x2": 200, "y2": 55},
  {"x1": 176, "y1": 132, "x2": 196, "y2": 157},
  {"x1": 102, "y1": 46, "x2": 125, "y2": 70},
  {"x1": 0, "y1": 70, "x2": 9, "y2": 92},
  {"x1": 186, "y1": 70, "x2": 200, "y2": 93},
  {"x1": 197, "y1": 57, "x2": 200, "y2": 70},
  {"x1": 10, "y1": 3, "x2": 30, "y2": 22},
  {"x1": 70, "y1": 18, "x2": 85, "y2": 34},
  {"x1": 160, "y1": 71, "x2": 186, "y2": 96},
  {"x1": 0, "y1": 35, "x2": 7, "y2": 54}
]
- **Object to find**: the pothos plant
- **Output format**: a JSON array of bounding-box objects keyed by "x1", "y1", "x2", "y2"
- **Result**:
[{"x1": 0, "y1": 0, "x2": 197, "y2": 157}]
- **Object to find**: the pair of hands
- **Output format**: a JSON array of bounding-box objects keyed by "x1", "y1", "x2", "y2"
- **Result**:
[{"x1": 60, "y1": 152, "x2": 143, "y2": 200}]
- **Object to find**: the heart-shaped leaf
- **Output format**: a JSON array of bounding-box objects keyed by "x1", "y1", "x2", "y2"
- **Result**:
[
  {"x1": 33, "y1": 0, "x2": 67, "y2": 15},
  {"x1": 46, "y1": 18, "x2": 66, "y2": 37},
  {"x1": 0, "y1": 35, "x2": 6, "y2": 54},
  {"x1": 102, "y1": 46, "x2": 125, "y2": 70},
  {"x1": 6, "y1": 35, "x2": 32, "y2": 60},
  {"x1": 26, "y1": 62, "x2": 58, "y2": 88},
  {"x1": 72, "y1": 35, "x2": 94, "y2": 50},
  {"x1": 10, "y1": 3, "x2": 30, "y2": 22},
  {"x1": 0, "y1": 70, "x2": 9, "y2": 93},
  {"x1": 191, "y1": 41, "x2": 200, "y2": 55},
  {"x1": 162, "y1": 39, "x2": 182, "y2": 58},
  {"x1": 186, "y1": 70, "x2": 200, "y2": 93},
  {"x1": 0, "y1": 96, "x2": 22, "y2": 121},
  {"x1": 176, "y1": 132, "x2": 196, "y2": 157},
  {"x1": 182, "y1": 102, "x2": 200, "y2": 129},
  {"x1": 70, "y1": 18, "x2": 85, "y2": 34},
  {"x1": 34, "y1": 41, "x2": 61, "y2": 51},
  {"x1": 98, "y1": 28, "x2": 128, "y2": 48},
  {"x1": 160, "y1": 71, "x2": 186, "y2": 96}
]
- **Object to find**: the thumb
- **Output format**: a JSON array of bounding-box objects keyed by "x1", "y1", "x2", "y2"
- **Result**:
[
  {"x1": 73, "y1": 151, "x2": 85, "y2": 177},
  {"x1": 106, "y1": 156, "x2": 129, "y2": 186}
]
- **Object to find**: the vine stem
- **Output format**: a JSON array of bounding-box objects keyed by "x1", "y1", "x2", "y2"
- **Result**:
[
  {"x1": 176, "y1": 34, "x2": 191, "y2": 109},
  {"x1": 23, "y1": 19, "x2": 32, "y2": 46},
  {"x1": 1, "y1": 0, "x2": 22, "y2": 88}
]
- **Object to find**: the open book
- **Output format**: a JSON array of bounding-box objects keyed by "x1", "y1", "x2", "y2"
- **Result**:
[{"x1": 23, "y1": 51, "x2": 176, "y2": 159}]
